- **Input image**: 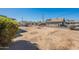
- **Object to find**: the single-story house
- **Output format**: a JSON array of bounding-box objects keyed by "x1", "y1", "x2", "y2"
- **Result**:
[{"x1": 46, "y1": 18, "x2": 65, "y2": 27}]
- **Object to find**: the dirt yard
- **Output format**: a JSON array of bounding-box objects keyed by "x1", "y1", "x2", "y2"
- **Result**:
[{"x1": 13, "y1": 26, "x2": 79, "y2": 50}]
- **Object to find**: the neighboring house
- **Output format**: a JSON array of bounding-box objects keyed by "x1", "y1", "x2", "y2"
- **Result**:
[
  {"x1": 65, "y1": 20, "x2": 79, "y2": 28},
  {"x1": 19, "y1": 22, "x2": 27, "y2": 26},
  {"x1": 19, "y1": 21, "x2": 37, "y2": 27},
  {"x1": 46, "y1": 18, "x2": 65, "y2": 27},
  {"x1": 66, "y1": 20, "x2": 79, "y2": 24}
]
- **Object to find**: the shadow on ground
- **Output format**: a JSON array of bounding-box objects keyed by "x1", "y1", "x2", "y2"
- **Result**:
[
  {"x1": 7, "y1": 40, "x2": 39, "y2": 50},
  {"x1": 16, "y1": 29, "x2": 27, "y2": 37}
]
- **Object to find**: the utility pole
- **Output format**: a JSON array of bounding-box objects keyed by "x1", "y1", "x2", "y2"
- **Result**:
[
  {"x1": 21, "y1": 16, "x2": 23, "y2": 22},
  {"x1": 21, "y1": 16, "x2": 24, "y2": 26},
  {"x1": 42, "y1": 13, "x2": 45, "y2": 23}
]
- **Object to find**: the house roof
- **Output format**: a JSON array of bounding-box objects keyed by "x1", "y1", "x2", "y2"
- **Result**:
[
  {"x1": 46, "y1": 18, "x2": 65, "y2": 23},
  {"x1": 66, "y1": 20, "x2": 79, "y2": 24}
]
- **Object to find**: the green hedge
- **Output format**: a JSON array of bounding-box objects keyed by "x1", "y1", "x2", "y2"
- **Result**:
[{"x1": 0, "y1": 16, "x2": 19, "y2": 47}]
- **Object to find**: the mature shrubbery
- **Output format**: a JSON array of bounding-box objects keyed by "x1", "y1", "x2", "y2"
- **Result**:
[{"x1": 0, "y1": 16, "x2": 19, "y2": 47}]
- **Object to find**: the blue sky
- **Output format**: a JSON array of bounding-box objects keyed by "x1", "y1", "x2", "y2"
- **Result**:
[{"x1": 0, "y1": 8, "x2": 79, "y2": 21}]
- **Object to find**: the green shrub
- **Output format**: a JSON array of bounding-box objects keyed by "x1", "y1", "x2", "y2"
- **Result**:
[{"x1": 0, "y1": 16, "x2": 19, "y2": 47}]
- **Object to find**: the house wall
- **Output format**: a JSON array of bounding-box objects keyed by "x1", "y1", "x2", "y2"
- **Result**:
[{"x1": 46, "y1": 22, "x2": 63, "y2": 27}]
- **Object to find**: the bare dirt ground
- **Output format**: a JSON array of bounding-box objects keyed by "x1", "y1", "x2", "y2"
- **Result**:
[{"x1": 13, "y1": 26, "x2": 79, "y2": 50}]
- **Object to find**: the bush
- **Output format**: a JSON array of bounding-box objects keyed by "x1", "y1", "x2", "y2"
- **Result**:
[{"x1": 0, "y1": 16, "x2": 19, "y2": 47}]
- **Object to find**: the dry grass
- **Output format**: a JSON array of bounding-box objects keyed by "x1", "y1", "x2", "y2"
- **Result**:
[{"x1": 16, "y1": 26, "x2": 79, "y2": 50}]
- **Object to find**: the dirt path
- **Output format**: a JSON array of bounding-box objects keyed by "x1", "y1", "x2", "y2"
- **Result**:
[{"x1": 13, "y1": 26, "x2": 79, "y2": 50}]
